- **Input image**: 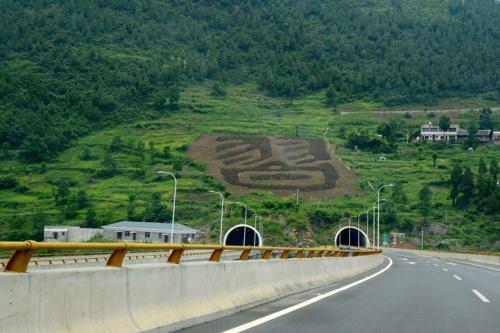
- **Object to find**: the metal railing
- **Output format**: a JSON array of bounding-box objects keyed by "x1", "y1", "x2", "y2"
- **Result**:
[{"x1": 0, "y1": 241, "x2": 382, "y2": 273}]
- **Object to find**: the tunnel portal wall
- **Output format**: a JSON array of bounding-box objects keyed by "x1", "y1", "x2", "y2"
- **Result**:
[{"x1": 0, "y1": 254, "x2": 384, "y2": 333}]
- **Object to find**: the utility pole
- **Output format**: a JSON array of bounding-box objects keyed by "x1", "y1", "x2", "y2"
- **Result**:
[
  {"x1": 421, "y1": 227, "x2": 424, "y2": 250},
  {"x1": 296, "y1": 188, "x2": 299, "y2": 205}
]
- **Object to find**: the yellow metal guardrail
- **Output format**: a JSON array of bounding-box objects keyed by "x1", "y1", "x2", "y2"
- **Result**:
[{"x1": 0, "y1": 241, "x2": 382, "y2": 273}]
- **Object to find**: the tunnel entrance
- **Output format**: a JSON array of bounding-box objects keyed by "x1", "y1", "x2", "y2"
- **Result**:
[
  {"x1": 335, "y1": 227, "x2": 369, "y2": 248},
  {"x1": 223, "y1": 224, "x2": 262, "y2": 246}
]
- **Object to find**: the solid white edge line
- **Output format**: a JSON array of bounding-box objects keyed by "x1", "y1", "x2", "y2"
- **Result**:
[
  {"x1": 222, "y1": 256, "x2": 393, "y2": 333},
  {"x1": 472, "y1": 289, "x2": 490, "y2": 303},
  {"x1": 453, "y1": 275, "x2": 462, "y2": 281},
  {"x1": 454, "y1": 261, "x2": 500, "y2": 272}
]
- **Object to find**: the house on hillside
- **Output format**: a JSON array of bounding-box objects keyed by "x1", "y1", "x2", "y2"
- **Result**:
[
  {"x1": 102, "y1": 221, "x2": 199, "y2": 243},
  {"x1": 419, "y1": 122, "x2": 460, "y2": 142},
  {"x1": 419, "y1": 122, "x2": 497, "y2": 143}
]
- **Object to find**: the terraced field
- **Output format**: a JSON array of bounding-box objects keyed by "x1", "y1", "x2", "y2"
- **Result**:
[{"x1": 188, "y1": 135, "x2": 358, "y2": 199}]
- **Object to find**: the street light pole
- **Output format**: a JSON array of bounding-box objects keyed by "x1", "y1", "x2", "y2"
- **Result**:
[
  {"x1": 248, "y1": 209, "x2": 258, "y2": 246},
  {"x1": 377, "y1": 184, "x2": 393, "y2": 249},
  {"x1": 233, "y1": 202, "x2": 248, "y2": 246},
  {"x1": 209, "y1": 191, "x2": 224, "y2": 245},
  {"x1": 157, "y1": 171, "x2": 177, "y2": 244}
]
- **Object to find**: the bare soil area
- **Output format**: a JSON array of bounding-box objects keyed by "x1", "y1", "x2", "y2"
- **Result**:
[{"x1": 187, "y1": 135, "x2": 359, "y2": 199}]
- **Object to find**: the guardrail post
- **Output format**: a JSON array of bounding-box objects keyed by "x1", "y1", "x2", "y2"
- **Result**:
[
  {"x1": 168, "y1": 248, "x2": 184, "y2": 264},
  {"x1": 4, "y1": 241, "x2": 35, "y2": 273},
  {"x1": 209, "y1": 249, "x2": 223, "y2": 262},
  {"x1": 261, "y1": 250, "x2": 273, "y2": 259},
  {"x1": 239, "y1": 249, "x2": 251, "y2": 261},
  {"x1": 293, "y1": 250, "x2": 303, "y2": 259},
  {"x1": 106, "y1": 244, "x2": 128, "y2": 268},
  {"x1": 280, "y1": 250, "x2": 290, "y2": 259},
  {"x1": 317, "y1": 250, "x2": 325, "y2": 257},
  {"x1": 307, "y1": 250, "x2": 315, "y2": 258}
]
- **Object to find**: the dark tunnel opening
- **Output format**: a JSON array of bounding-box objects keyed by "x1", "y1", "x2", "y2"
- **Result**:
[
  {"x1": 336, "y1": 228, "x2": 368, "y2": 247},
  {"x1": 224, "y1": 226, "x2": 261, "y2": 246}
]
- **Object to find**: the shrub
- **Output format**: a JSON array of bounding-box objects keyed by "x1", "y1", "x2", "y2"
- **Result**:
[{"x1": 0, "y1": 176, "x2": 19, "y2": 189}]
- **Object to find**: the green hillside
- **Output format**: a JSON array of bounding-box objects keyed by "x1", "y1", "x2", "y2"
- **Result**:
[
  {"x1": 0, "y1": 84, "x2": 499, "y2": 250},
  {"x1": 0, "y1": 1, "x2": 499, "y2": 250}
]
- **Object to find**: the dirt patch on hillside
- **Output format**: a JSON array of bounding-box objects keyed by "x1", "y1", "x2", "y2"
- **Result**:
[{"x1": 187, "y1": 135, "x2": 358, "y2": 199}]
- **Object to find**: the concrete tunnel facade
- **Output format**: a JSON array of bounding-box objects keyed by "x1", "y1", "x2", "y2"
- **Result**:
[
  {"x1": 335, "y1": 226, "x2": 370, "y2": 248},
  {"x1": 224, "y1": 224, "x2": 262, "y2": 246}
]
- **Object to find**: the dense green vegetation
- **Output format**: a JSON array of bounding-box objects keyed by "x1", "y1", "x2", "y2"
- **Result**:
[
  {"x1": 0, "y1": 84, "x2": 499, "y2": 251},
  {"x1": 1, "y1": 0, "x2": 499, "y2": 162},
  {"x1": 0, "y1": 1, "x2": 499, "y2": 251}
]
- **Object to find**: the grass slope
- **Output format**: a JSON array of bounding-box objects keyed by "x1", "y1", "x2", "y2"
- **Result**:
[{"x1": 0, "y1": 84, "x2": 499, "y2": 249}]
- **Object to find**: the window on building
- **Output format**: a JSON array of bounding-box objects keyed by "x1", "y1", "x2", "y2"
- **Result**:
[
  {"x1": 53, "y1": 232, "x2": 58, "y2": 239},
  {"x1": 124, "y1": 231, "x2": 130, "y2": 237},
  {"x1": 61, "y1": 232, "x2": 65, "y2": 236},
  {"x1": 159, "y1": 233, "x2": 162, "y2": 238},
  {"x1": 145, "y1": 232, "x2": 150, "y2": 238}
]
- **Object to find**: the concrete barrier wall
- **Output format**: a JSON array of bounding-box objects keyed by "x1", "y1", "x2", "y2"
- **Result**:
[
  {"x1": 0, "y1": 254, "x2": 384, "y2": 333},
  {"x1": 392, "y1": 248, "x2": 500, "y2": 266}
]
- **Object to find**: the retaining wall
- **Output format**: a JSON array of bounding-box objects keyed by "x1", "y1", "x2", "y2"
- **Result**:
[{"x1": 0, "y1": 254, "x2": 384, "y2": 333}]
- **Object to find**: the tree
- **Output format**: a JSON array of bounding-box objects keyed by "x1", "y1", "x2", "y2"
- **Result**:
[
  {"x1": 432, "y1": 153, "x2": 437, "y2": 168},
  {"x1": 450, "y1": 164, "x2": 462, "y2": 206},
  {"x1": 210, "y1": 82, "x2": 227, "y2": 97},
  {"x1": 479, "y1": 108, "x2": 493, "y2": 130},
  {"x1": 85, "y1": 207, "x2": 98, "y2": 228},
  {"x1": 54, "y1": 180, "x2": 70, "y2": 206},
  {"x1": 478, "y1": 158, "x2": 487, "y2": 175},
  {"x1": 458, "y1": 167, "x2": 474, "y2": 208},
  {"x1": 324, "y1": 86, "x2": 337, "y2": 109},
  {"x1": 76, "y1": 189, "x2": 89, "y2": 209},
  {"x1": 80, "y1": 147, "x2": 93, "y2": 160},
  {"x1": 418, "y1": 185, "x2": 432, "y2": 219},
  {"x1": 439, "y1": 116, "x2": 451, "y2": 132},
  {"x1": 110, "y1": 136, "x2": 122, "y2": 152},
  {"x1": 143, "y1": 192, "x2": 168, "y2": 222},
  {"x1": 127, "y1": 194, "x2": 138, "y2": 220},
  {"x1": 489, "y1": 158, "x2": 499, "y2": 182},
  {"x1": 31, "y1": 211, "x2": 46, "y2": 241},
  {"x1": 391, "y1": 182, "x2": 408, "y2": 207}
]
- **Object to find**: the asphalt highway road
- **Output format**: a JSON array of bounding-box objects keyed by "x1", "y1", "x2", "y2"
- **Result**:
[{"x1": 179, "y1": 249, "x2": 499, "y2": 333}]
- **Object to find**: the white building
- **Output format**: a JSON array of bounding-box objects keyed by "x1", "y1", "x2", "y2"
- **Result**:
[
  {"x1": 102, "y1": 221, "x2": 198, "y2": 243},
  {"x1": 419, "y1": 122, "x2": 460, "y2": 142},
  {"x1": 44, "y1": 226, "x2": 103, "y2": 242}
]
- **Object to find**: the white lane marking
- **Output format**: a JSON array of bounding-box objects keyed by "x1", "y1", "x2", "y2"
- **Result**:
[
  {"x1": 442, "y1": 268, "x2": 448, "y2": 272},
  {"x1": 402, "y1": 258, "x2": 408, "y2": 261},
  {"x1": 447, "y1": 262, "x2": 457, "y2": 266},
  {"x1": 408, "y1": 261, "x2": 415, "y2": 265},
  {"x1": 453, "y1": 275, "x2": 462, "y2": 281},
  {"x1": 472, "y1": 289, "x2": 490, "y2": 303},
  {"x1": 433, "y1": 264, "x2": 439, "y2": 267},
  {"x1": 222, "y1": 257, "x2": 394, "y2": 333}
]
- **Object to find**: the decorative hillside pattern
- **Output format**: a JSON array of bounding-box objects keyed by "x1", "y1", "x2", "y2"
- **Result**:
[{"x1": 188, "y1": 136, "x2": 358, "y2": 199}]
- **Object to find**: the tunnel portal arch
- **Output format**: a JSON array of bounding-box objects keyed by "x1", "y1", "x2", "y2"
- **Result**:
[
  {"x1": 223, "y1": 224, "x2": 262, "y2": 246},
  {"x1": 335, "y1": 227, "x2": 370, "y2": 248}
]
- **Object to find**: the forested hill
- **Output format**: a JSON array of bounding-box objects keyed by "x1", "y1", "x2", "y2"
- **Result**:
[{"x1": 1, "y1": 0, "x2": 499, "y2": 162}]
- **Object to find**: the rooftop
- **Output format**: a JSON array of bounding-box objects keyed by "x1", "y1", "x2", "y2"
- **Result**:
[{"x1": 102, "y1": 221, "x2": 198, "y2": 233}]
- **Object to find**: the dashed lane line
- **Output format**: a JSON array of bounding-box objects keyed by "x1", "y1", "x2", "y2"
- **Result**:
[
  {"x1": 453, "y1": 275, "x2": 462, "y2": 281},
  {"x1": 472, "y1": 289, "x2": 490, "y2": 303}
]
